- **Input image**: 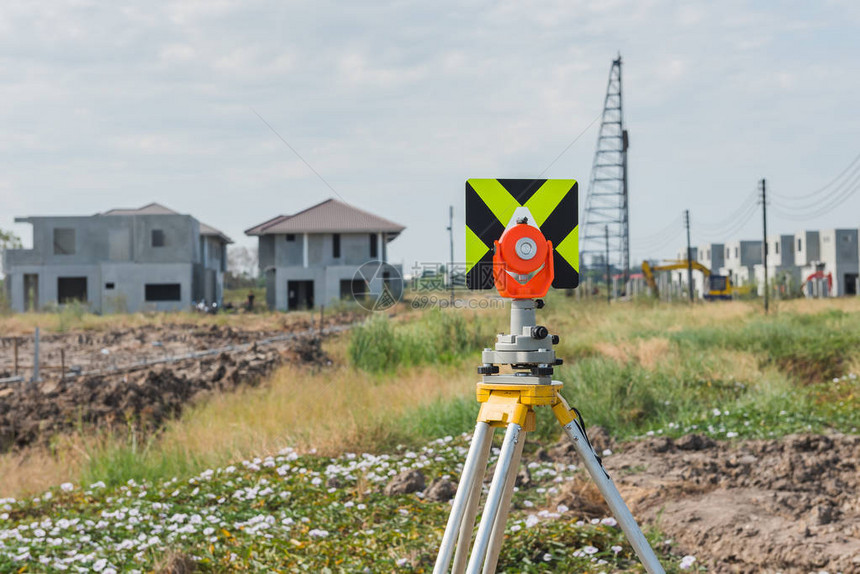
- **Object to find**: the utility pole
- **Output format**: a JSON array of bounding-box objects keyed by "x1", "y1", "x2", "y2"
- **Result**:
[
  {"x1": 760, "y1": 178, "x2": 769, "y2": 314},
  {"x1": 604, "y1": 225, "x2": 611, "y2": 304},
  {"x1": 447, "y1": 205, "x2": 455, "y2": 306},
  {"x1": 684, "y1": 210, "x2": 694, "y2": 303}
]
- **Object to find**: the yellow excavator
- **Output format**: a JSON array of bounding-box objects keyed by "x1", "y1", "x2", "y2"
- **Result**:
[{"x1": 642, "y1": 260, "x2": 733, "y2": 301}]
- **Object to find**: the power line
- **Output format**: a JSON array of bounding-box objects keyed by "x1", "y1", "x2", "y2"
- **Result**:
[
  {"x1": 537, "y1": 110, "x2": 603, "y2": 176},
  {"x1": 772, "y1": 151, "x2": 860, "y2": 202},
  {"x1": 635, "y1": 214, "x2": 683, "y2": 246},
  {"x1": 634, "y1": 228, "x2": 685, "y2": 253},
  {"x1": 250, "y1": 107, "x2": 348, "y2": 203},
  {"x1": 696, "y1": 189, "x2": 759, "y2": 231},
  {"x1": 770, "y1": 167, "x2": 860, "y2": 219},
  {"x1": 696, "y1": 199, "x2": 760, "y2": 240}
]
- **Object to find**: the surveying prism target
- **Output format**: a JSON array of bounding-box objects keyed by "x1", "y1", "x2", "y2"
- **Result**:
[{"x1": 465, "y1": 179, "x2": 579, "y2": 290}]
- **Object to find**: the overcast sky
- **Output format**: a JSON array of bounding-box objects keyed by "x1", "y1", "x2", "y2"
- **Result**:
[{"x1": 2, "y1": 1, "x2": 859, "y2": 272}]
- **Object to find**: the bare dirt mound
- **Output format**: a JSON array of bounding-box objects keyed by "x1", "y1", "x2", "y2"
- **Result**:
[
  {"x1": 550, "y1": 432, "x2": 860, "y2": 572},
  {"x1": 0, "y1": 331, "x2": 331, "y2": 451}
]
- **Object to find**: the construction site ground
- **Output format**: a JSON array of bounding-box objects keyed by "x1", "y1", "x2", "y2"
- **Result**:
[
  {"x1": 0, "y1": 314, "x2": 355, "y2": 451},
  {"x1": 0, "y1": 305, "x2": 857, "y2": 572},
  {"x1": 547, "y1": 429, "x2": 859, "y2": 572}
]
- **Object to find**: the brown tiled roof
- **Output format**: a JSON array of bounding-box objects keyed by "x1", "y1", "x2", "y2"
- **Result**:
[
  {"x1": 245, "y1": 198, "x2": 405, "y2": 237},
  {"x1": 101, "y1": 203, "x2": 233, "y2": 243}
]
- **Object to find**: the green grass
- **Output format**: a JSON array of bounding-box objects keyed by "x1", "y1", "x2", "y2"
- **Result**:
[
  {"x1": 348, "y1": 309, "x2": 493, "y2": 372},
  {"x1": 77, "y1": 428, "x2": 209, "y2": 489},
  {"x1": 668, "y1": 309, "x2": 860, "y2": 383},
  {"x1": 401, "y1": 301, "x2": 860, "y2": 446}
]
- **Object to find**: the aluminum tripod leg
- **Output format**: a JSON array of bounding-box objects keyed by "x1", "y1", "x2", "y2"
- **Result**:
[
  {"x1": 451, "y1": 427, "x2": 494, "y2": 574},
  {"x1": 561, "y1": 419, "x2": 665, "y2": 574},
  {"x1": 434, "y1": 422, "x2": 493, "y2": 574},
  {"x1": 480, "y1": 429, "x2": 525, "y2": 574},
  {"x1": 465, "y1": 423, "x2": 521, "y2": 574}
]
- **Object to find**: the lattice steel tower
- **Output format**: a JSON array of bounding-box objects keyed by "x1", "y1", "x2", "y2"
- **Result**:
[{"x1": 581, "y1": 55, "x2": 630, "y2": 286}]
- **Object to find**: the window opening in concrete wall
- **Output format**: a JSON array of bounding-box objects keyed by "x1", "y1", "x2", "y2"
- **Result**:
[
  {"x1": 53, "y1": 228, "x2": 76, "y2": 255},
  {"x1": 108, "y1": 228, "x2": 130, "y2": 260},
  {"x1": 145, "y1": 283, "x2": 181, "y2": 301},
  {"x1": 288, "y1": 280, "x2": 314, "y2": 310},
  {"x1": 286, "y1": 234, "x2": 295, "y2": 241},
  {"x1": 341, "y1": 278, "x2": 366, "y2": 299},
  {"x1": 774, "y1": 242, "x2": 779, "y2": 254},
  {"x1": 370, "y1": 233, "x2": 378, "y2": 258},
  {"x1": 105, "y1": 282, "x2": 115, "y2": 290},
  {"x1": 845, "y1": 273, "x2": 858, "y2": 296},
  {"x1": 58, "y1": 277, "x2": 87, "y2": 303},
  {"x1": 797, "y1": 238, "x2": 802, "y2": 252},
  {"x1": 24, "y1": 274, "x2": 39, "y2": 310},
  {"x1": 332, "y1": 234, "x2": 341, "y2": 258},
  {"x1": 152, "y1": 229, "x2": 165, "y2": 247}
]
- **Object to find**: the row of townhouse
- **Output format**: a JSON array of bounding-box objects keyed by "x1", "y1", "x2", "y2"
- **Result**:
[
  {"x1": 3, "y1": 198, "x2": 405, "y2": 313},
  {"x1": 673, "y1": 229, "x2": 859, "y2": 298}
]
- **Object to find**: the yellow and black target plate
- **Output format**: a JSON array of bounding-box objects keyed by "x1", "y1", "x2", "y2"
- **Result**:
[{"x1": 466, "y1": 178, "x2": 578, "y2": 290}]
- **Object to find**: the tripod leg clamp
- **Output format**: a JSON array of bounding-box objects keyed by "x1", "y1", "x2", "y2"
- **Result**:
[
  {"x1": 476, "y1": 388, "x2": 537, "y2": 431},
  {"x1": 550, "y1": 392, "x2": 576, "y2": 426}
]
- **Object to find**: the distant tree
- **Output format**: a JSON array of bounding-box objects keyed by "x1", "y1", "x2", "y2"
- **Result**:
[
  {"x1": 226, "y1": 245, "x2": 259, "y2": 290},
  {"x1": 0, "y1": 229, "x2": 21, "y2": 308},
  {"x1": 228, "y1": 245, "x2": 258, "y2": 277},
  {"x1": 0, "y1": 228, "x2": 22, "y2": 276}
]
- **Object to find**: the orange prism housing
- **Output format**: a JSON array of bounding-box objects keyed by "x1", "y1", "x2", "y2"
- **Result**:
[{"x1": 492, "y1": 223, "x2": 555, "y2": 299}]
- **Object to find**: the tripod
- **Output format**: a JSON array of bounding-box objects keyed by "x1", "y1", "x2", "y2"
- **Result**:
[{"x1": 433, "y1": 299, "x2": 664, "y2": 574}]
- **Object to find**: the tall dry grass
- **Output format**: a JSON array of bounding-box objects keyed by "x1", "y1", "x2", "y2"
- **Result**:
[{"x1": 0, "y1": 357, "x2": 476, "y2": 498}]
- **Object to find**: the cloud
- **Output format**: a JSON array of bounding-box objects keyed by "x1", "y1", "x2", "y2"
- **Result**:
[{"x1": 0, "y1": 0, "x2": 858, "y2": 270}]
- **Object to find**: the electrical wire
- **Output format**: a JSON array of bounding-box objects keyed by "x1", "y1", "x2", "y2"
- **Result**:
[
  {"x1": 772, "y1": 151, "x2": 860, "y2": 202},
  {"x1": 696, "y1": 199, "x2": 760, "y2": 240},
  {"x1": 636, "y1": 228, "x2": 685, "y2": 253},
  {"x1": 696, "y1": 189, "x2": 759, "y2": 231},
  {"x1": 770, "y1": 167, "x2": 860, "y2": 220},
  {"x1": 634, "y1": 214, "x2": 684, "y2": 248}
]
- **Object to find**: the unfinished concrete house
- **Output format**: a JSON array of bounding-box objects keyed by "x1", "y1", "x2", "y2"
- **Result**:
[
  {"x1": 754, "y1": 234, "x2": 801, "y2": 296},
  {"x1": 3, "y1": 203, "x2": 232, "y2": 313},
  {"x1": 245, "y1": 198, "x2": 405, "y2": 310},
  {"x1": 806, "y1": 229, "x2": 859, "y2": 296},
  {"x1": 719, "y1": 239, "x2": 763, "y2": 287}
]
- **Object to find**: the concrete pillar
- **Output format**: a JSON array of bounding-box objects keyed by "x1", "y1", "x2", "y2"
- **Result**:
[{"x1": 302, "y1": 234, "x2": 308, "y2": 268}]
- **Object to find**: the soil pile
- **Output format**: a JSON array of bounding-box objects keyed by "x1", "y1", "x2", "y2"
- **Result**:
[
  {"x1": 0, "y1": 332, "x2": 331, "y2": 451},
  {"x1": 548, "y1": 432, "x2": 859, "y2": 572}
]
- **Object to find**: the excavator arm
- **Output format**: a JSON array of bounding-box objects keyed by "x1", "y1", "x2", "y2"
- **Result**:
[{"x1": 641, "y1": 259, "x2": 727, "y2": 299}]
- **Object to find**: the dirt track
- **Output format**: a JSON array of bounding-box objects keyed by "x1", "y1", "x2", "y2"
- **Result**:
[
  {"x1": 0, "y1": 323, "x2": 337, "y2": 451},
  {"x1": 549, "y1": 431, "x2": 860, "y2": 573}
]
